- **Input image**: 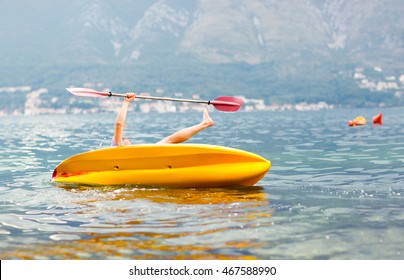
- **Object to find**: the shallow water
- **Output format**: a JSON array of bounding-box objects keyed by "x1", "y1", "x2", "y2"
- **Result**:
[{"x1": 0, "y1": 108, "x2": 403, "y2": 259}]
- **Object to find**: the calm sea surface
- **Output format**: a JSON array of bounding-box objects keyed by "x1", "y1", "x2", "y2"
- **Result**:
[{"x1": 0, "y1": 108, "x2": 403, "y2": 259}]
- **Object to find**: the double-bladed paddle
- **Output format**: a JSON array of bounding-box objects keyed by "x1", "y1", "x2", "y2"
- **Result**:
[{"x1": 66, "y1": 88, "x2": 243, "y2": 112}]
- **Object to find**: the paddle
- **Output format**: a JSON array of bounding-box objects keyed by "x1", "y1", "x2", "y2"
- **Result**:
[{"x1": 66, "y1": 88, "x2": 243, "y2": 112}]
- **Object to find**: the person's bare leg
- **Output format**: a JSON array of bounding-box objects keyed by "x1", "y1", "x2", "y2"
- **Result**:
[{"x1": 157, "y1": 108, "x2": 214, "y2": 144}]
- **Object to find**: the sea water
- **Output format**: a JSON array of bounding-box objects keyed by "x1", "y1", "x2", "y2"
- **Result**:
[{"x1": 0, "y1": 107, "x2": 403, "y2": 259}]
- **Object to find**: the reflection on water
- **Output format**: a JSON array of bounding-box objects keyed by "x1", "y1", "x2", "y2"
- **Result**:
[
  {"x1": 58, "y1": 185, "x2": 267, "y2": 205},
  {"x1": 3, "y1": 231, "x2": 264, "y2": 260},
  {"x1": 1, "y1": 185, "x2": 270, "y2": 260},
  {"x1": 1, "y1": 108, "x2": 404, "y2": 259}
]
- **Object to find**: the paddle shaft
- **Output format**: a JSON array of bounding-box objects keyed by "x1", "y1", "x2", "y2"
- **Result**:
[{"x1": 108, "y1": 92, "x2": 212, "y2": 105}]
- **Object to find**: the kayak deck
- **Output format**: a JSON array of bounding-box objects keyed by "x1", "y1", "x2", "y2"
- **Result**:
[{"x1": 51, "y1": 144, "x2": 270, "y2": 187}]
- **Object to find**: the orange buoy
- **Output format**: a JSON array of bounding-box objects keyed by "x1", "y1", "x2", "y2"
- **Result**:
[
  {"x1": 348, "y1": 116, "x2": 366, "y2": 126},
  {"x1": 372, "y1": 113, "x2": 382, "y2": 125}
]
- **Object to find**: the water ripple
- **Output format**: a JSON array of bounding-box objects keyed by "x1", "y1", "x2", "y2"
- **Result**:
[{"x1": 1, "y1": 108, "x2": 403, "y2": 259}]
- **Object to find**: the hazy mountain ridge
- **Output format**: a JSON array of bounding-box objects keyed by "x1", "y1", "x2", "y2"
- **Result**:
[
  {"x1": 0, "y1": 0, "x2": 403, "y2": 111},
  {"x1": 323, "y1": 0, "x2": 403, "y2": 67},
  {"x1": 123, "y1": 0, "x2": 193, "y2": 61},
  {"x1": 2, "y1": 0, "x2": 401, "y2": 67},
  {"x1": 178, "y1": 0, "x2": 333, "y2": 64},
  {"x1": 111, "y1": 0, "x2": 402, "y2": 68}
]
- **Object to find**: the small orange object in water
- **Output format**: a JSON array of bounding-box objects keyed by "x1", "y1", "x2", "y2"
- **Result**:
[
  {"x1": 348, "y1": 116, "x2": 366, "y2": 126},
  {"x1": 372, "y1": 113, "x2": 382, "y2": 125}
]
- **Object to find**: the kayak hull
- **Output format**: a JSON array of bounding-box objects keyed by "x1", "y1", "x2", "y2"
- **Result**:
[{"x1": 51, "y1": 144, "x2": 270, "y2": 187}]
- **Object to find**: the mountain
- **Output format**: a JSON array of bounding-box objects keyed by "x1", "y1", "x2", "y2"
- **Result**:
[
  {"x1": 325, "y1": 0, "x2": 403, "y2": 68},
  {"x1": 0, "y1": 0, "x2": 403, "y2": 110}
]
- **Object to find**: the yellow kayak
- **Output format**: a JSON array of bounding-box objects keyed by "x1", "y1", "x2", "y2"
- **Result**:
[{"x1": 51, "y1": 144, "x2": 270, "y2": 187}]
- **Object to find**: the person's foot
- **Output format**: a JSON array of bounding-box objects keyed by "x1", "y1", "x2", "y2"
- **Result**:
[{"x1": 202, "y1": 108, "x2": 214, "y2": 127}]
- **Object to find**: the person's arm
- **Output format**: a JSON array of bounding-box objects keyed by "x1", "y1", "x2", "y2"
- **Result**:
[{"x1": 113, "y1": 93, "x2": 135, "y2": 145}]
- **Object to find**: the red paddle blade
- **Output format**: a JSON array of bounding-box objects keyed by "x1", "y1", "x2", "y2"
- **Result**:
[
  {"x1": 66, "y1": 88, "x2": 109, "y2": 98},
  {"x1": 211, "y1": 96, "x2": 243, "y2": 112}
]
